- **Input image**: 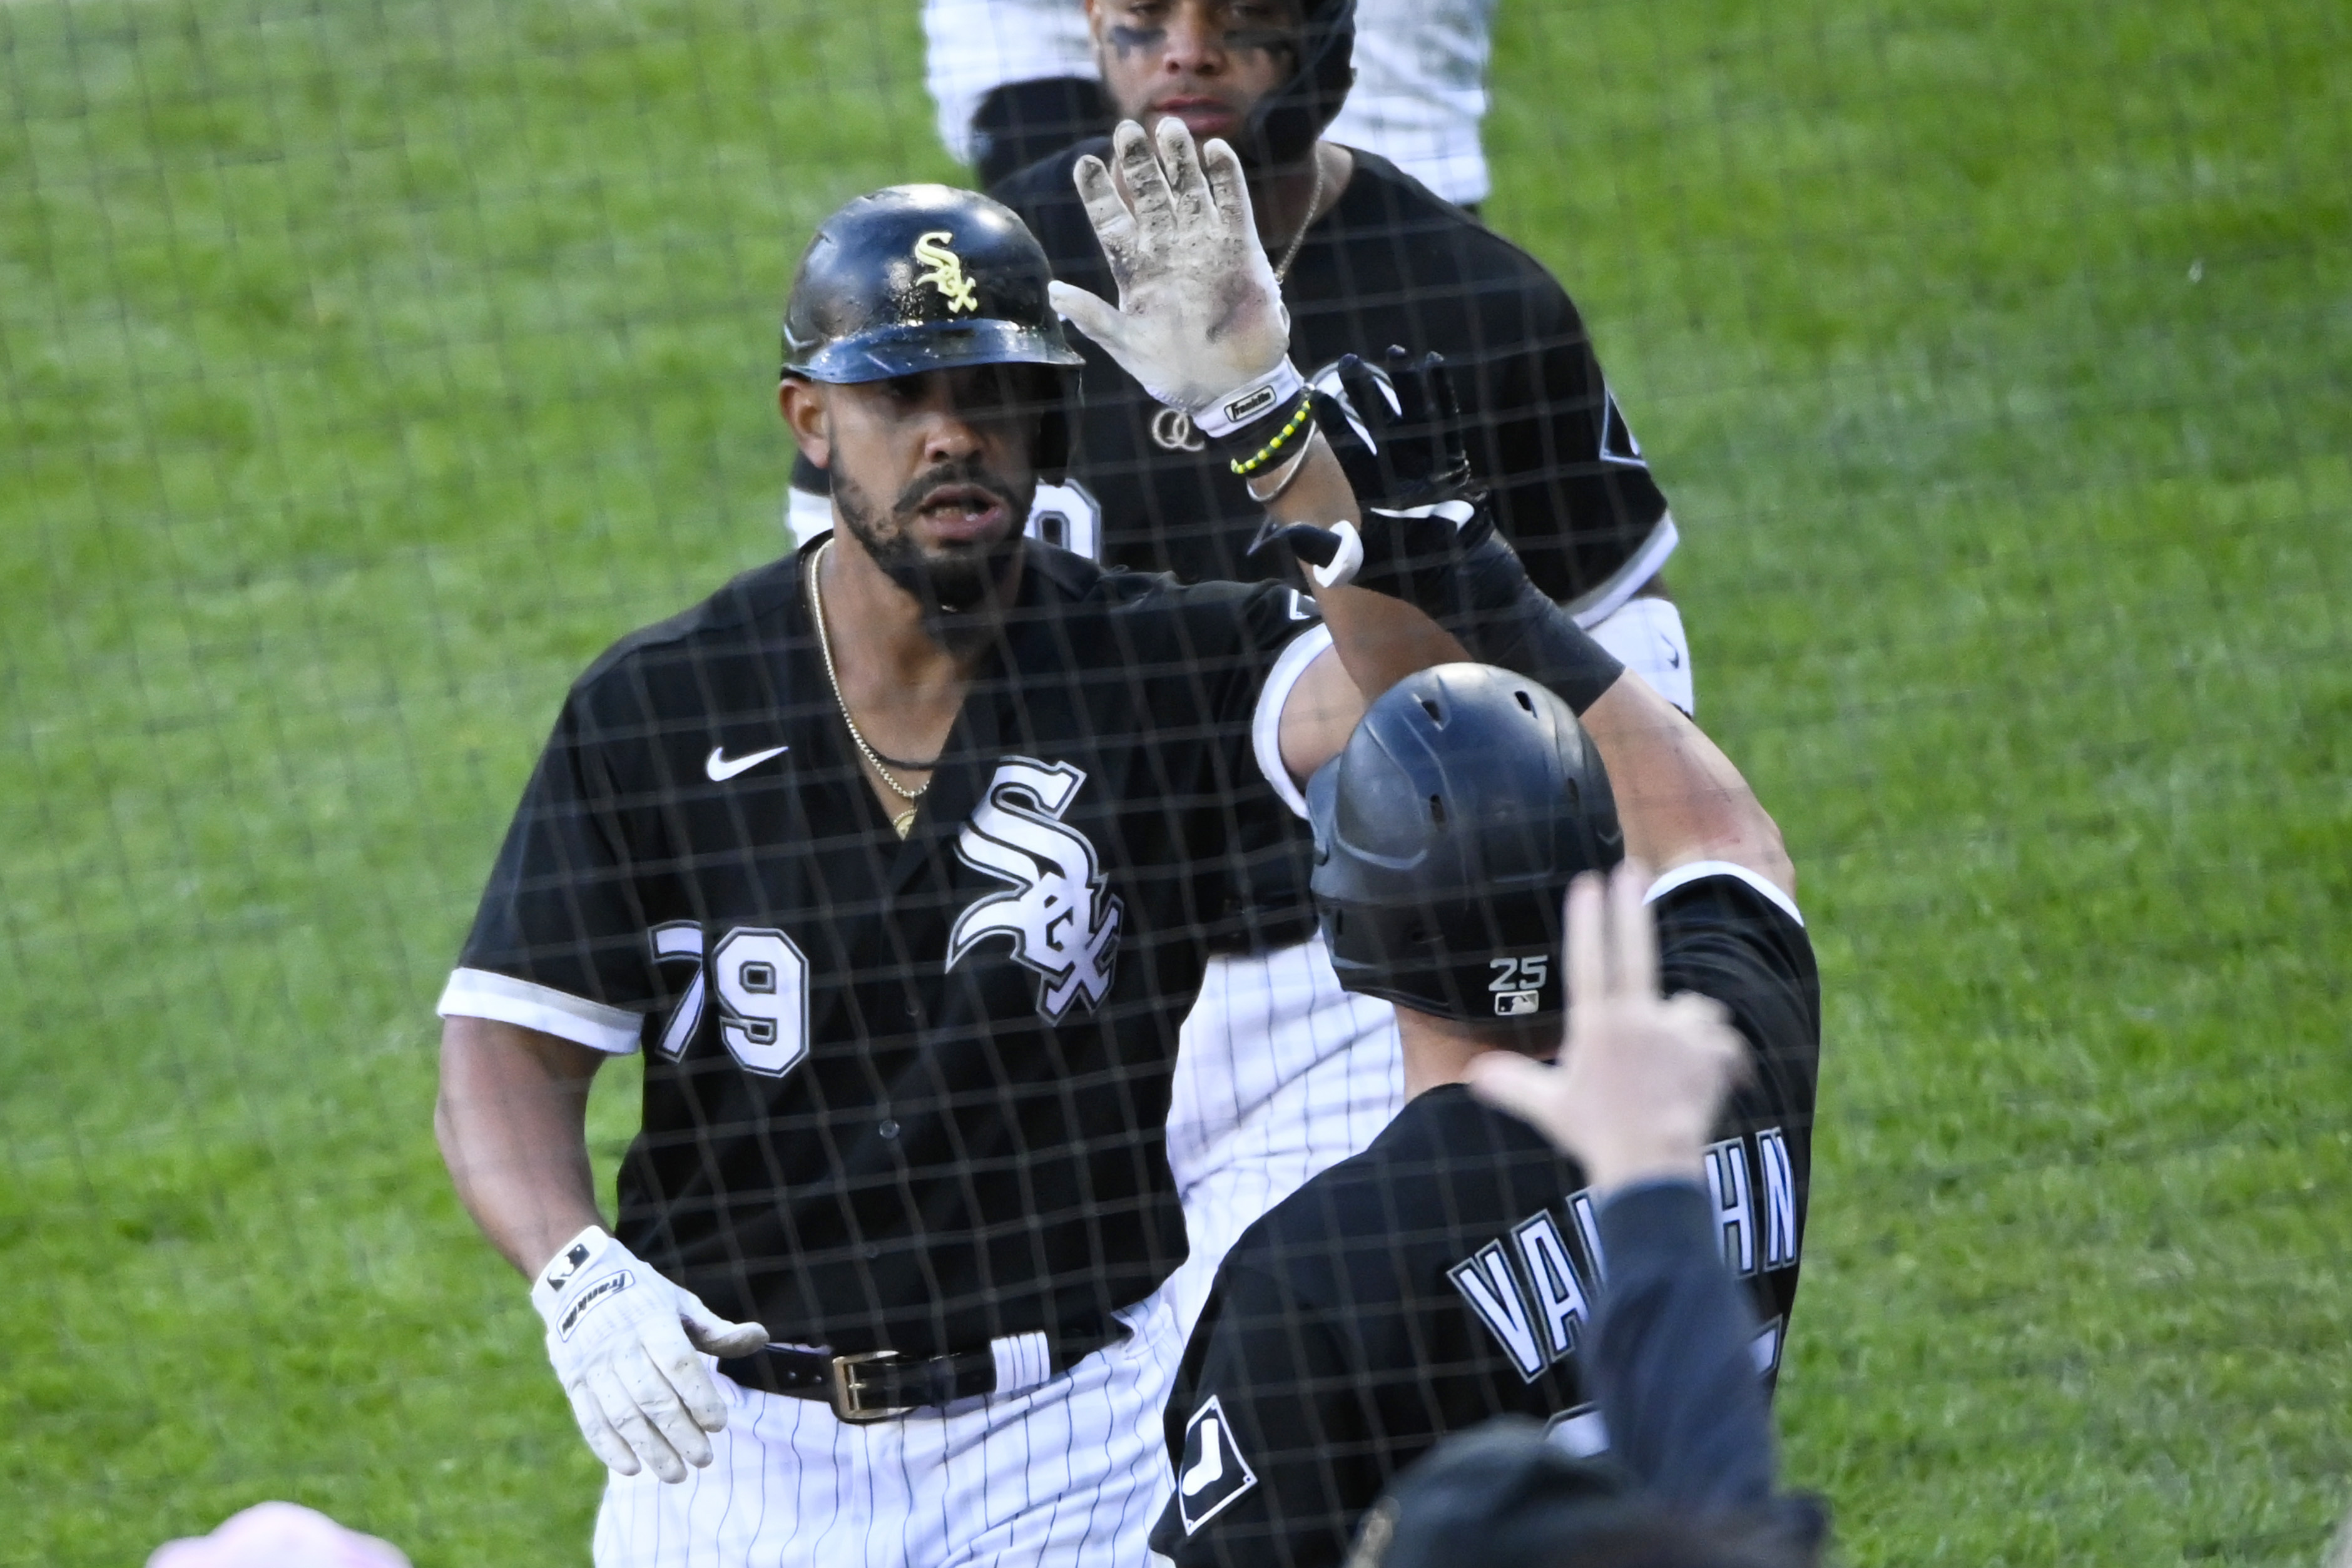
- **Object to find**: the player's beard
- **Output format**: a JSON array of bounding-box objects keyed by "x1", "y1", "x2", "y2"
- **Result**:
[{"x1": 832, "y1": 458, "x2": 1031, "y2": 649}]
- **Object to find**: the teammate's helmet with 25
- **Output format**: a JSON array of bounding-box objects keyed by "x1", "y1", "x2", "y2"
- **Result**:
[
  {"x1": 1308, "y1": 663, "x2": 1622, "y2": 1022},
  {"x1": 781, "y1": 185, "x2": 1083, "y2": 472}
]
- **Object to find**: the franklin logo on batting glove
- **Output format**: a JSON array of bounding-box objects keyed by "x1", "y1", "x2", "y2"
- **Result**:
[{"x1": 555, "y1": 1271, "x2": 632, "y2": 1340}]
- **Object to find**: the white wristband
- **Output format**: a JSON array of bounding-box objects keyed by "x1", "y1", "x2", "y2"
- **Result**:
[{"x1": 1191, "y1": 360, "x2": 1307, "y2": 439}]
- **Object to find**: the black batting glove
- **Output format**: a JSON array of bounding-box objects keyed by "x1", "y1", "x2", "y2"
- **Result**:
[
  {"x1": 1316, "y1": 346, "x2": 1480, "y2": 521},
  {"x1": 1251, "y1": 347, "x2": 1627, "y2": 714},
  {"x1": 1251, "y1": 347, "x2": 1497, "y2": 617}
]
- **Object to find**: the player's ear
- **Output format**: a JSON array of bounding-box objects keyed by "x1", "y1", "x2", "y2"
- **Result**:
[{"x1": 779, "y1": 375, "x2": 831, "y2": 469}]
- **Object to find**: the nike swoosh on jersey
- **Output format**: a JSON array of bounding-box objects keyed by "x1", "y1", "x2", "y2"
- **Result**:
[{"x1": 705, "y1": 744, "x2": 790, "y2": 782}]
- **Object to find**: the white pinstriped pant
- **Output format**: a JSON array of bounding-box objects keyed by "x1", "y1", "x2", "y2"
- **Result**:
[{"x1": 593, "y1": 1270, "x2": 1198, "y2": 1568}]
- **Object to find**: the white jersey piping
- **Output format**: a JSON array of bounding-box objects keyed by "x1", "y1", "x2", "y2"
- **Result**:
[
  {"x1": 1643, "y1": 860, "x2": 1804, "y2": 928},
  {"x1": 437, "y1": 967, "x2": 644, "y2": 1054},
  {"x1": 1251, "y1": 620, "x2": 1336, "y2": 820}
]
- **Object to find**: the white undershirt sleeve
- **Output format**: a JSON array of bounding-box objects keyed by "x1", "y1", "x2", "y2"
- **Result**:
[
  {"x1": 1250, "y1": 621, "x2": 1335, "y2": 820},
  {"x1": 1642, "y1": 860, "x2": 1805, "y2": 927},
  {"x1": 437, "y1": 967, "x2": 645, "y2": 1054}
]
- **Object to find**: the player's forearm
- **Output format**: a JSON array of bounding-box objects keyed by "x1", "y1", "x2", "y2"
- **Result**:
[
  {"x1": 1576, "y1": 677, "x2": 1795, "y2": 897},
  {"x1": 1288, "y1": 458, "x2": 1791, "y2": 892},
  {"x1": 434, "y1": 1016, "x2": 609, "y2": 1278},
  {"x1": 1437, "y1": 555, "x2": 1789, "y2": 889},
  {"x1": 1284, "y1": 435, "x2": 1470, "y2": 695}
]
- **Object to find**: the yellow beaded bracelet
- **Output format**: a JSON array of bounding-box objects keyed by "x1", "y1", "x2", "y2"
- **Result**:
[{"x1": 1227, "y1": 392, "x2": 1318, "y2": 478}]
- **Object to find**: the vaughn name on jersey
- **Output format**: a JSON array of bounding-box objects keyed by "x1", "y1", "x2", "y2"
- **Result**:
[
  {"x1": 1148, "y1": 867, "x2": 1821, "y2": 1568},
  {"x1": 439, "y1": 537, "x2": 1326, "y2": 1366}
]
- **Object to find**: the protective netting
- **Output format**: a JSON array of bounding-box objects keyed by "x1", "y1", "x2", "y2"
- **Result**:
[{"x1": 3, "y1": 0, "x2": 2348, "y2": 1564}]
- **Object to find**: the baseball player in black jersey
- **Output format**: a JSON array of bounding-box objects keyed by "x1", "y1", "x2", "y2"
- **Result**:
[
  {"x1": 793, "y1": 1, "x2": 1691, "y2": 696},
  {"x1": 1146, "y1": 662, "x2": 1818, "y2": 1568},
  {"x1": 780, "y1": 2, "x2": 1700, "y2": 1404},
  {"x1": 1358, "y1": 858, "x2": 1829, "y2": 1568},
  {"x1": 979, "y1": 0, "x2": 1695, "y2": 1408},
  {"x1": 995, "y1": 0, "x2": 1693, "y2": 706},
  {"x1": 430, "y1": 117, "x2": 1636, "y2": 1567}
]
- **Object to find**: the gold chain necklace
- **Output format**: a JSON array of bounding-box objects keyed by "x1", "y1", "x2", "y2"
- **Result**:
[
  {"x1": 1273, "y1": 147, "x2": 1329, "y2": 284},
  {"x1": 808, "y1": 539, "x2": 932, "y2": 839}
]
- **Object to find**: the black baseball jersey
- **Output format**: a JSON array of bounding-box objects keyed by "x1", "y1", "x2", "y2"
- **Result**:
[
  {"x1": 992, "y1": 146, "x2": 1674, "y2": 615},
  {"x1": 1148, "y1": 868, "x2": 1820, "y2": 1567},
  {"x1": 442, "y1": 537, "x2": 1325, "y2": 1360}
]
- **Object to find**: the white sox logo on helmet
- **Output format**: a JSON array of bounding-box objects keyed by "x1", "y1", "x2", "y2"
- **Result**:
[
  {"x1": 947, "y1": 758, "x2": 1124, "y2": 1020},
  {"x1": 913, "y1": 230, "x2": 979, "y2": 314}
]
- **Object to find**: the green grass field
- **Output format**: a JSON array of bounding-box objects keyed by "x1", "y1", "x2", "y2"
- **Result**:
[{"x1": 3, "y1": 0, "x2": 2346, "y2": 1561}]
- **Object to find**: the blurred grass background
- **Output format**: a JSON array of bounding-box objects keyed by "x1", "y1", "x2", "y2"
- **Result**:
[{"x1": 2, "y1": 0, "x2": 2346, "y2": 1561}]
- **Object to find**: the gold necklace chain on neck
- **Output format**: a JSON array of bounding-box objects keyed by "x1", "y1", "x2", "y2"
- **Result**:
[
  {"x1": 1273, "y1": 148, "x2": 1328, "y2": 283},
  {"x1": 808, "y1": 539, "x2": 930, "y2": 838}
]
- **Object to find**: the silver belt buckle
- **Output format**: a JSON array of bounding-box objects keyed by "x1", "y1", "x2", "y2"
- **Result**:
[{"x1": 829, "y1": 1350, "x2": 915, "y2": 1423}]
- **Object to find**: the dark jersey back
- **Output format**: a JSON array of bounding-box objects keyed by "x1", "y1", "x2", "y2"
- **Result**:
[
  {"x1": 1148, "y1": 871, "x2": 1820, "y2": 1568},
  {"x1": 992, "y1": 147, "x2": 1672, "y2": 611},
  {"x1": 454, "y1": 539, "x2": 1316, "y2": 1360}
]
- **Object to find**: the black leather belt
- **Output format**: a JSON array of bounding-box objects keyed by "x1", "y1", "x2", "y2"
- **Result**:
[{"x1": 718, "y1": 1327, "x2": 1124, "y2": 1422}]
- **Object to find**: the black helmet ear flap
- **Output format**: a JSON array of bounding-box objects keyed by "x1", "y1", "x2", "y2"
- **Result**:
[{"x1": 1241, "y1": 0, "x2": 1357, "y2": 169}]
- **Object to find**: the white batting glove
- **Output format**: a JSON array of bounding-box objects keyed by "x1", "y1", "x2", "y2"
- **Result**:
[
  {"x1": 531, "y1": 1224, "x2": 769, "y2": 1484},
  {"x1": 1049, "y1": 118, "x2": 1300, "y2": 432}
]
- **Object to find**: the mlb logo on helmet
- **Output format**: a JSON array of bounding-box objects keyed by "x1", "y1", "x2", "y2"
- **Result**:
[{"x1": 1487, "y1": 953, "x2": 1550, "y2": 1017}]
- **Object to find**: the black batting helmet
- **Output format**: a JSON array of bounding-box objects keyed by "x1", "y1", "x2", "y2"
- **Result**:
[
  {"x1": 1356, "y1": 1417, "x2": 1828, "y2": 1568},
  {"x1": 1308, "y1": 664, "x2": 1622, "y2": 1022},
  {"x1": 781, "y1": 185, "x2": 1084, "y2": 474}
]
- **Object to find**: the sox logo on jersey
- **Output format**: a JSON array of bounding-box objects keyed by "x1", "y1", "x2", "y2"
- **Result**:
[{"x1": 948, "y1": 757, "x2": 1123, "y2": 1020}]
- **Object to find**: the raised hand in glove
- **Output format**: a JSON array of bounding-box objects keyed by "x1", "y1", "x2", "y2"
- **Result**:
[
  {"x1": 532, "y1": 1224, "x2": 769, "y2": 1482},
  {"x1": 1256, "y1": 346, "x2": 1630, "y2": 715},
  {"x1": 1252, "y1": 347, "x2": 1496, "y2": 608},
  {"x1": 1048, "y1": 118, "x2": 1303, "y2": 434}
]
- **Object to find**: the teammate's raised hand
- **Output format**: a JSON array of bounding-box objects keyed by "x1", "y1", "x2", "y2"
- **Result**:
[
  {"x1": 1469, "y1": 862, "x2": 1748, "y2": 1194},
  {"x1": 1049, "y1": 118, "x2": 1293, "y2": 419},
  {"x1": 531, "y1": 1226, "x2": 769, "y2": 1483},
  {"x1": 1252, "y1": 347, "x2": 1495, "y2": 598}
]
